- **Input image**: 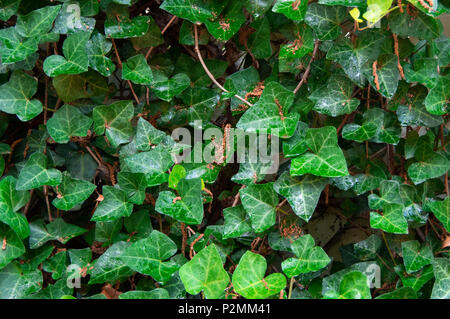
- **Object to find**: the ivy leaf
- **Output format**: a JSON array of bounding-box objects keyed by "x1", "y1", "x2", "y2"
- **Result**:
[
  {"x1": 363, "y1": 0, "x2": 392, "y2": 23},
  {"x1": 364, "y1": 54, "x2": 400, "y2": 98},
  {"x1": 168, "y1": 165, "x2": 186, "y2": 189},
  {"x1": 86, "y1": 33, "x2": 116, "y2": 77},
  {"x1": 327, "y1": 30, "x2": 385, "y2": 87},
  {"x1": 52, "y1": 172, "x2": 96, "y2": 211},
  {"x1": 29, "y1": 218, "x2": 87, "y2": 249},
  {"x1": 424, "y1": 75, "x2": 449, "y2": 115},
  {"x1": 239, "y1": 182, "x2": 279, "y2": 233},
  {"x1": 135, "y1": 117, "x2": 178, "y2": 152},
  {"x1": 104, "y1": 15, "x2": 150, "y2": 39},
  {"x1": 309, "y1": 74, "x2": 360, "y2": 116},
  {"x1": 93, "y1": 100, "x2": 134, "y2": 148},
  {"x1": 179, "y1": 244, "x2": 229, "y2": 299},
  {"x1": 16, "y1": 153, "x2": 62, "y2": 191},
  {"x1": 222, "y1": 205, "x2": 253, "y2": 239},
  {"x1": 91, "y1": 186, "x2": 134, "y2": 222},
  {"x1": 273, "y1": 0, "x2": 308, "y2": 21},
  {"x1": 47, "y1": 104, "x2": 93, "y2": 143},
  {"x1": 407, "y1": 141, "x2": 450, "y2": 185},
  {"x1": 120, "y1": 230, "x2": 179, "y2": 283},
  {"x1": 150, "y1": 71, "x2": 190, "y2": 102},
  {"x1": 274, "y1": 171, "x2": 327, "y2": 222},
  {"x1": 431, "y1": 258, "x2": 450, "y2": 299},
  {"x1": 404, "y1": 57, "x2": 439, "y2": 88},
  {"x1": 388, "y1": 9, "x2": 441, "y2": 40},
  {"x1": 52, "y1": 71, "x2": 109, "y2": 103},
  {"x1": 304, "y1": 3, "x2": 346, "y2": 40},
  {"x1": 43, "y1": 32, "x2": 91, "y2": 77},
  {"x1": 0, "y1": 27, "x2": 39, "y2": 64},
  {"x1": 342, "y1": 108, "x2": 383, "y2": 142},
  {"x1": 427, "y1": 197, "x2": 449, "y2": 232},
  {"x1": 123, "y1": 144, "x2": 174, "y2": 186},
  {"x1": 0, "y1": 0, "x2": 21, "y2": 21},
  {"x1": 0, "y1": 176, "x2": 29, "y2": 239},
  {"x1": 376, "y1": 287, "x2": 417, "y2": 299},
  {"x1": 122, "y1": 54, "x2": 153, "y2": 85},
  {"x1": 89, "y1": 241, "x2": 134, "y2": 284},
  {"x1": 117, "y1": 172, "x2": 147, "y2": 205},
  {"x1": 246, "y1": 17, "x2": 272, "y2": 59},
  {"x1": 291, "y1": 126, "x2": 349, "y2": 177},
  {"x1": 15, "y1": 5, "x2": 62, "y2": 38},
  {"x1": 0, "y1": 70, "x2": 43, "y2": 121},
  {"x1": 395, "y1": 264, "x2": 434, "y2": 292},
  {"x1": 236, "y1": 81, "x2": 299, "y2": 138},
  {"x1": 205, "y1": 2, "x2": 245, "y2": 41},
  {"x1": 370, "y1": 203, "x2": 409, "y2": 234},
  {"x1": 0, "y1": 262, "x2": 42, "y2": 298},
  {"x1": 155, "y1": 178, "x2": 204, "y2": 225},
  {"x1": 0, "y1": 223, "x2": 25, "y2": 269},
  {"x1": 232, "y1": 251, "x2": 287, "y2": 299},
  {"x1": 401, "y1": 240, "x2": 433, "y2": 274},
  {"x1": 324, "y1": 271, "x2": 371, "y2": 299},
  {"x1": 131, "y1": 16, "x2": 164, "y2": 49},
  {"x1": 243, "y1": 0, "x2": 273, "y2": 18},
  {"x1": 281, "y1": 234, "x2": 331, "y2": 277},
  {"x1": 160, "y1": 0, "x2": 226, "y2": 24}
]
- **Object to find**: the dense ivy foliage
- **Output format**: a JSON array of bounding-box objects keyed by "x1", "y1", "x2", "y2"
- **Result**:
[{"x1": 0, "y1": 0, "x2": 449, "y2": 300}]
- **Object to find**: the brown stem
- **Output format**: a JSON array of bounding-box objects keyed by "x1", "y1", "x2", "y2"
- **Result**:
[
  {"x1": 193, "y1": 25, "x2": 252, "y2": 107},
  {"x1": 293, "y1": 39, "x2": 320, "y2": 95}
]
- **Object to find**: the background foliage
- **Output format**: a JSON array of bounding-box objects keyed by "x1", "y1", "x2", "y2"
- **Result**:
[{"x1": 0, "y1": 0, "x2": 449, "y2": 299}]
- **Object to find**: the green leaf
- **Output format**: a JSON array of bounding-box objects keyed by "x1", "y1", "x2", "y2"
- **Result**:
[
  {"x1": 91, "y1": 185, "x2": 134, "y2": 222},
  {"x1": 404, "y1": 58, "x2": 439, "y2": 88},
  {"x1": 304, "y1": 3, "x2": 346, "y2": 40},
  {"x1": 246, "y1": 17, "x2": 272, "y2": 59},
  {"x1": 0, "y1": 27, "x2": 39, "y2": 64},
  {"x1": 327, "y1": 30, "x2": 385, "y2": 87},
  {"x1": 401, "y1": 240, "x2": 433, "y2": 274},
  {"x1": 160, "y1": 0, "x2": 226, "y2": 24},
  {"x1": 123, "y1": 144, "x2": 174, "y2": 186},
  {"x1": 281, "y1": 234, "x2": 330, "y2": 277},
  {"x1": 179, "y1": 244, "x2": 229, "y2": 299},
  {"x1": 120, "y1": 230, "x2": 179, "y2": 282},
  {"x1": 239, "y1": 182, "x2": 279, "y2": 233},
  {"x1": 424, "y1": 75, "x2": 449, "y2": 115},
  {"x1": 104, "y1": 15, "x2": 150, "y2": 39},
  {"x1": 236, "y1": 81, "x2": 299, "y2": 138},
  {"x1": 42, "y1": 251, "x2": 67, "y2": 280},
  {"x1": 309, "y1": 74, "x2": 360, "y2": 116},
  {"x1": 0, "y1": 70, "x2": 42, "y2": 121},
  {"x1": 273, "y1": 0, "x2": 309, "y2": 21},
  {"x1": 363, "y1": 0, "x2": 393, "y2": 23},
  {"x1": 243, "y1": 0, "x2": 273, "y2": 18},
  {"x1": 0, "y1": 0, "x2": 21, "y2": 21},
  {"x1": 222, "y1": 205, "x2": 253, "y2": 239},
  {"x1": 232, "y1": 251, "x2": 287, "y2": 299},
  {"x1": 155, "y1": 178, "x2": 204, "y2": 225},
  {"x1": 291, "y1": 126, "x2": 349, "y2": 177},
  {"x1": 370, "y1": 203, "x2": 409, "y2": 234},
  {"x1": 407, "y1": 140, "x2": 450, "y2": 185},
  {"x1": 431, "y1": 258, "x2": 450, "y2": 299},
  {"x1": 205, "y1": 2, "x2": 245, "y2": 41},
  {"x1": 0, "y1": 223, "x2": 25, "y2": 269},
  {"x1": 168, "y1": 165, "x2": 186, "y2": 189},
  {"x1": 131, "y1": 16, "x2": 164, "y2": 49},
  {"x1": 375, "y1": 287, "x2": 417, "y2": 299},
  {"x1": 0, "y1": 176, "x2": 30, "y2": 239},
  {"x1": 117, "y1": 172, "x2": 147, "y2": 205},
  {"x1": 43, "y1": 32, "x2": 90, "y2": 77},
  {"x1": 89, "y1": 241, "x2": 134, "y2": 284},
  {"x1": 135, "y1": 117, "x2": 179, "y2": 152},
  {"x1": 52, "y1": 172, "x2": 96, "y2": 211},
  {"x1": 15, "y1": 5, "x2": 62, "y2": 38},
  {"x1": 427, "y1": 197, "x2": 449, "y2": 232},
  {"x1": 93, "y1": 100, "x2": 134, "y2": 148},
  {"x1": 16, "y1": 153, "x2": 62, "y2": 191},
  {"x1": 342, "y1": 109, "x2": 383, "y2": 143},
  {"x1": 364, "y1": 54, "x2": 400, "y2": 98},
  {"x1": 86, "y1": 33, "x2": 116, "y2": 77},
  {"x1": 388, "y1": 9, "x2": 441, "y2": 40},
  {"x1": 0, "y1": 262, "x2": 42, "y2": 298},
  {"x1": 29, "y1": 218, "x2": 87, "y2": 249},
  {"x1": 324, "y1": 271, "x2": 371, "y2": 299},
  {"x1": 150, "y1": 71, "x2": 190, "y2": 102},
  {"x1": 47, "y1": 104, "x2": 93, "y2": 143},
  {"x1": 122, "y1": 54, "x2": 153, "y2": 85},
  {"x1": 274, "y1": 171, "x2": 327, "y2": 222}
]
